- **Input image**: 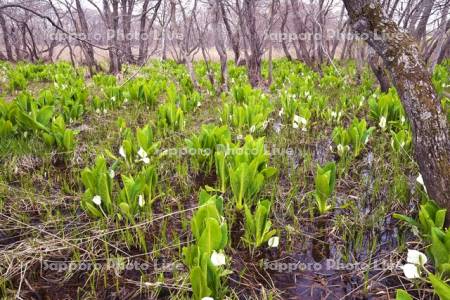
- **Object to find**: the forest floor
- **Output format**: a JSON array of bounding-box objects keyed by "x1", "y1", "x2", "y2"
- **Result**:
[{"x1": 0, "y1": 59, "x2": 448, "y2": 299}]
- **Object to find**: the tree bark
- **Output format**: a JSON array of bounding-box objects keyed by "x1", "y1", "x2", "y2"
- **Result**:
[
  {"x1": 368, "y1": 51, "x2": 391, "y2": 92},
  {"x1": 342, "y1": 0, "x2": 450, "y2": 220},
  {"x1": 210, "y1": 0, "x2": 228, "y2": 92},
  {"x1": 75, "y1": 0, "x2": 99, "y2": 75},
  {"x1": 242, "y1": 0, "x2": 263, "y2": 87},
  {"x1": 0, "y1": 12, "x2": 13, "y2": 61},
  {"x1": 280, "y1": 3, "x2": 292, "y2": 61},
  {"x1": 219, "y1": 0, "x2": 240, "y2": 64}
]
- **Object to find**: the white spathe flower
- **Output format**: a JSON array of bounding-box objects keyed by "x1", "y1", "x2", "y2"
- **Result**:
[
  {"x1": 294, "y1": 115, "x2": 307, "y2": 125},
  {"x1": 111, "y1": 96, "x2": 116, "y2": 102},
  {"x1": 331, "y1": 111, "x2": 337, "y2": 118},
  {"x1": 142, "y1": 156, "x2": 150, "y2": 164},
  {"x1": 407, "y1": 249, "x2": 428, "y2": 266},
  {"x1": 400, "y1": 115, "x2": 405, "y2": 124},
  {"x1": 379, "y1": 116, "x2": 387, "y2": 129},
  {"x1": 210, "y1": 251, "x2": 226, "y2": 266},
  {"x1": 250, "y1": 125, "x2": 256, "y2": 133},
  {"x1": 137, "y1": 147, "x2": 148, "y2": 159},
  {"x1": 337, "y1": 144, "x2": 345, "y2": 154},
  {"x1": 292, "y1": 121, "x2": 299, "y2": 129},
  {"x1": 197, "y1": 101, "x2": 202, "y2": 107},
  {"x1": 401, "y1": 263, "x2": 421, "y2": 279},
  {"x1": 138, "y1": 195, "x2": 145, "y2": 207},
  {"x1": 119, "y1": 146, "x2": 126, "y2": 159},
  {"x1": 92, "y1": 195, "x2": 102, "y2": 206},
  {"x1": 278, "y1": 108, "x2": 284, "y2": 117},
  {"x1": 416, "y1": 174, "x2": 427, "y2": 193},
  {"x1": 109, "y1": 169, "x2": 115, "y2": 179},
  {"x1": 201, "y1": 298, "x2": 214, "y2": 300},
  {"x1": 416, "y1": 174, "x2": 424, "y2": 185},
  {"x1": 268, "y1": 236, "x2": 279, "y2": 248}
]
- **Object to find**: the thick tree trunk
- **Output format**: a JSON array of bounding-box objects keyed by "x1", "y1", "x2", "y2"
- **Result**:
[
  {"x1": 121, "y1": 0, "x2": 134, "y2": 63},
  {"x1": 0, "y1": 12, "x2": 13, "y2": 61},
  {"x1": 342, "y1": 0, "x2": 450, "y2": 220},
  {"x1": 210, "y1": 0, "x2": 228, "y2": 92},
  {"x1": 103, "y1": 0, "x2": 121, "y2": 74},
  {"x1": 242, "y1": 0, "x2": 263, "y2": 87}
]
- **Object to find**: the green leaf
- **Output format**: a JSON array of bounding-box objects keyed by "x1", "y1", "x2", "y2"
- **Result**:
[
  {"x1": 393, "y1": 213, "x2": 419, "y2": 227},
  {"x1": 435, "y1": 209, "x2": 447, "y2": 229},
  {"x1": 190, "y1": 266, "x2": 210, "y2": 300},
  {"x1": 431, "y1": 227, "x2": 450, "y2": 267},
  {"x1": 395, "y1": 289, "x2": 413, "y2": 300},
  {"x1": 429, "y1": 273, "x2": 450, "y2": 300},
  {"x1": 198, "y1": 217, "x2": 222, "y2": 254}
]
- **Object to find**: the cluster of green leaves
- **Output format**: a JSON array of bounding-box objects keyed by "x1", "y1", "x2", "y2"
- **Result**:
[
  {"x1": 279, "y1": 92, "x2": 313, "y2": 129},
  {"x1": 319, "y1": 65, "x2": 346, "y2": 90},
  {"x1": 220, "y1": 87, "x2": 272, "y2": 134},
  {"x1": 7, "y1": 70, "x2": 27, "y2": 92},
  {"x1": 115, "y1": 123, "x2": 160, "y2": 168},
  {"x1": 0, "y1": 99, "x2": 16, "y2": 138},
  {"x1": 81, "y1": 156, "x2": 114, "y2": 217},
  {"x1": 182, "y1": 190, "x2": 230, "y2": 300},
  {"x1": 12, "y1": 93, "x2": 77, "y2": 154},
  {"x1": 0, "y1": 63, "x2": 91, "y2": 156},
  {"x1": 332, "y1": 118, "x2": 374, "y2": 158},
  {"x1": 395, "y1": 201, "x2": 450, "y2": 300},
  {"x1": 166, "y1": 82, "x2": 201, "y2": 112},
  {"x1": 243, "y1": 199, "x2": 276, "y2": 250},
  {"x1": 213, "y1": 136, "x2": 277, "y2": 210},
  {"x1": 390, "y1": 129, "x2": 412, "y2": 154},
  {"x1": 314, "y1": 162, "x2": 336, "y2": 214},
  {"x1": 117, "y1": 165, "x2": 158, "y2": 221},
  {"x1": 81, "y1": 155, "x2": 158, "y2": 221},
  {"x1": 432, "y1": 61, "x2": 449, "y2": 96},
  {"x1": 185, "y1": 124, "x2": 232, "y2": 173},
  {"x1": 369, "y1": 88, "x2": 406, "y2": 131},
  {"x1": 41, "y1": 116, "x2": 76, "y2": 153},
  {"x1": 157, "y1": 101, "x2": 185, "y2": 134}
]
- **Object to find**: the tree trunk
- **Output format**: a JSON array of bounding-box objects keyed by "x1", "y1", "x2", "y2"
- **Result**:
[
  {"x1": 0, "y1": 12, "x2": 13, "y2": 61},
  {"x1": 210, "y1": 0, "x2": 228, "y2": 92},
  {"x1": 75, "y1": 0, "x2": 99, "y2": 75},
  {"x1": 342, "y1": 0, "x2": 450, "y2": 220},
  {"x1": 121, "y1": 0, "x2": 134, "y2": 63},
  {"x1": 219, "y1": 0, "x2": 240, "y2": 64},
  {"x1": 104, "y1": 0, "x2": 121, "y2": 74},
  {"x1": 242, "y1": 0, "x2": 263, "y2": 87},
  {"x1": 280, "y1": 4, "x2": 292, "y2": 61},
  {"x1": 368, "y1": 51, "x2": 390, "y2": 92}
]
